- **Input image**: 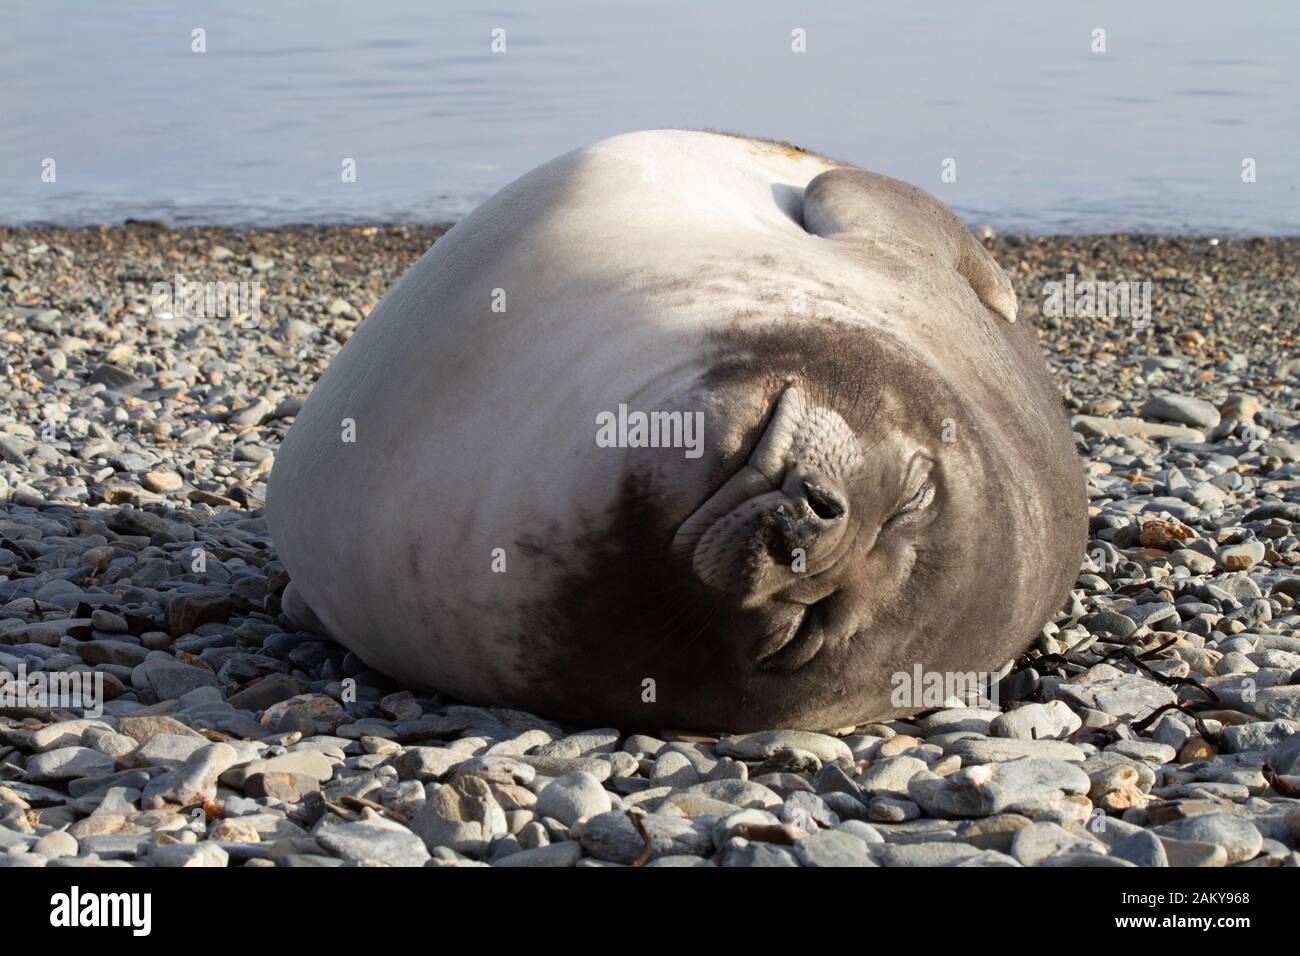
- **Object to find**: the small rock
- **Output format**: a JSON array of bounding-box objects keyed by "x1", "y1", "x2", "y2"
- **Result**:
[
  {"x1": 577, "y1": 810, "x2": 710, "y2": 864},
  {"x1": 31, "y1": 830, "x2": 79, "y2": 859},
  {"x1": 316, "y1": 816, "x2": 430, "y2": 867},
  {"x1": 989, "y1": 701, "x2": 1081, "y2": 741},
  {"x1": 1216, "y1": 541, "x2": 1265, "y2": 572},
  {"x1": 793, "y1": 829, "x2": 874, "y2": 867},
  {"x1": 25, "y1": 747, "x2": 116, "y2": 783},
  {"x1": 142, "y1": 471, "x2": 183, "y2": 493},
  {"x1": 534, "y1": 771, "x2": 612, "y2": 827},
  {"x1": 715, "y1": 731, "x2": 852, "y2": 764},
  {"x1": 491, "y1": 842, "x2": 584, "y2": 867},
  {"x1": 1111, "y1": 829, "x2": 1168, "y2": 867},
  {"x1": 1152, "y1": 813, "x2": 1262, "y2": 865},
  {"x1": 149, "y1": 842, "x2": 229, "y2": 868},
  {"x1": 410, "y1": 776, "x2": 507, "y2": 857},
  {"x1": 1140, "y1": 395, "x2": 1221, "y2": 430},
  {"x1": 1009, "y1": 821, "x2": 1105, "y2": 866}
]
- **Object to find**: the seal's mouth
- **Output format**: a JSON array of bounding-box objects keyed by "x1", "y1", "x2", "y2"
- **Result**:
[
  {"x1": 753, "y1": 589, "x2": 851, "y2": 671},
  {"x1": 673, "y1": 385, "x2": 864, "y2": 609}
]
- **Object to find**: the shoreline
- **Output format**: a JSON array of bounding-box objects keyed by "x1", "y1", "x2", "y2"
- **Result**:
[{"x1": 6, "y1": 222, "x2": 1300, "y2": 238}]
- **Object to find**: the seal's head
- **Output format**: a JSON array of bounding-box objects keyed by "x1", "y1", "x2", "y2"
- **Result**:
[
  {"x1": 538, "y1": 306, "x2": 1085, "y2": 733},
  {"x1": 674, "y1": 383, "x2": 938, "y2": 673}
]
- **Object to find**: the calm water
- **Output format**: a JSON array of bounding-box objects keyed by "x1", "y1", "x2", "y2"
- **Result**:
[{"x1": 1, "y1": 1, "x2": 1297, "y2": 233}]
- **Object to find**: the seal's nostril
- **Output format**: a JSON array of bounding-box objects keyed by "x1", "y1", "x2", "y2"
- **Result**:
[{"x1": 803, "y1": 479, "x2": 846, "y2": 521}]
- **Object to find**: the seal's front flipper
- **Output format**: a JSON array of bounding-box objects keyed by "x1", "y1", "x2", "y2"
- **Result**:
[
  {"x1": 800, "y1": 167, "x2": 1017, "y2": 323},
  {"x1": 281, "y1": 580, "x2": 333, "y2": 638},
  {"x1": 953, "y1": 229, "x2": 1018, "y2": 324}
]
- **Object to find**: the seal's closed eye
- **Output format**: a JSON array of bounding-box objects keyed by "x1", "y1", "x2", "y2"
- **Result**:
[{"x1": 884, "y1": 478, "x2": 935, "y2": 529}]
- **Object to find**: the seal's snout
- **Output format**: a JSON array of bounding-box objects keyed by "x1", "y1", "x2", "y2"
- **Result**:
[
  {"x1": 770, "y1": 467, "x2": 847, "y2": 557},
  {"x1": 673, "y1": 386, "x2": 862, "y2": 601}
]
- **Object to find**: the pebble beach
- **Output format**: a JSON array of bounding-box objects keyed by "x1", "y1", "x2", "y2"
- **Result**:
[{"x1": 1, "y1": 224, "x2": 1298, "y2": 868}]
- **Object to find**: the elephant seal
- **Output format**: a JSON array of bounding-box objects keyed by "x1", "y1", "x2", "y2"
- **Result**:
[{"x1": 267, "y1": 129, "x2": 1086, "y2": 732}]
